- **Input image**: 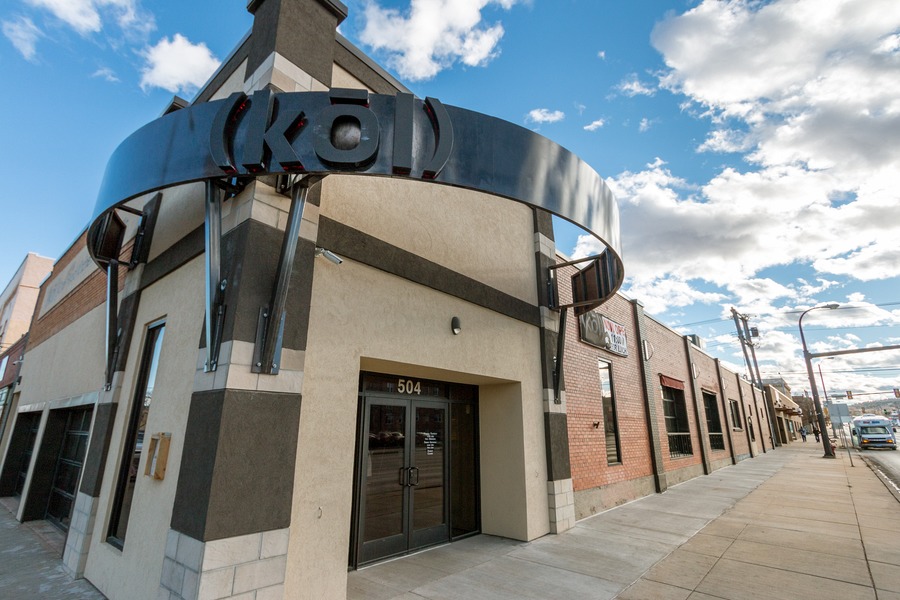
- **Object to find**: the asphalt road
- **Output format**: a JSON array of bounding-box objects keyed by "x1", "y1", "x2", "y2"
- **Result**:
[{"x1": 860, "y1": 445, "x2": 900, "y2": 500}]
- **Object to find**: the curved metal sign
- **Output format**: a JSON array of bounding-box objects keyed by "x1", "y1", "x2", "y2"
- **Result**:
[{"x1": 89, "y1": 89, "x2": 623, "y2": 300}]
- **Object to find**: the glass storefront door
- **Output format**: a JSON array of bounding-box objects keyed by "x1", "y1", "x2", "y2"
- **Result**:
[
  {"x1": 46, "y1": 406, "x2": 93, "y2": 531},
  {"x1": 353, "y1": 373, "x2": 478, "y2": 567}
]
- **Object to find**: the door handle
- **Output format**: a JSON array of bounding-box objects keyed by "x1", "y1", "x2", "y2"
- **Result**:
[
  {"x1": 398, "y1": 467, "x2": 408, "y2": 486},
  {"x1": 408, "y1": 467, "x2": 419, "y2": 486}
]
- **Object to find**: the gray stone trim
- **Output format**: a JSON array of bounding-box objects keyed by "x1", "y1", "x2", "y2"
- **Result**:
[
  {"x1": 113, "y1": 289, "x2": 142, "y2": 373},
  {"x1": 317, "y1": 217, "x2": 541, "y2": 327},
  {"x1": 547, "y1": 478, "x2": 575, "y2": 534},
  {"x1": 160, "y1": 528, "x2": 289, "y2": 600},
  {"x1": 533, "y1": 210, "x2": 573, "y2": 533},
  {"x1": 79, "y1": 402, "x2": 117, "y2": 497},
  {"x1": 544, "y1": 412, "x2": 571, "y2": 482},
  {"x1": 140, "y1": 224, "x2": 205, "y2": 292},
  {"x1": 62, "y1": 492, "x2": 97, "y2": 578},
  {"x1": 246, "y1": 0, "x2": 343, "y2": 87},
  {"x1": 171, "y1": 389, "x2": 301, "y2": 542}
]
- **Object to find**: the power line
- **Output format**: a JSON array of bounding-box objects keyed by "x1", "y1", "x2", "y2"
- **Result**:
[
  {"x1": 677, "y1": 300, "x2": 900, "y2": 329},
  {"x1": 762, "y1": 367, "x2": 900, "y2": 376}
]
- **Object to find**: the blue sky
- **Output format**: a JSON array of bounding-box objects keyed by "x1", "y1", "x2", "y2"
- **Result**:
[{"x1": 2, "y1": 0, "x2": 899, "y2": 402}]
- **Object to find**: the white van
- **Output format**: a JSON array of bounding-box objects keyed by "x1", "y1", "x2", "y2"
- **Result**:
[{"x1": 850, "y1": 414, "x2": 897, "y2": 450}]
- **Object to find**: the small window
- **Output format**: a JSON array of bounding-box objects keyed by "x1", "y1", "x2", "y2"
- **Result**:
[
  {"x1": 703, "y1": 391, "x2": 725, "y2": 450},
  {"x1": 107, "y1": 321, "x2": 165, "y2": 548},
  {"x1": 729, "y1": 399, "x2": 742, "y2": 430},
  {"x1": 598, "y1": 361, "x2": 621, "y2": 464},
  {"x1": 663, "y1": 385, "x2": 692, "y2": 457}
]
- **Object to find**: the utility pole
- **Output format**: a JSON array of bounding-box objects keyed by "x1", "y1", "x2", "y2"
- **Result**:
[{"x1": 731, "y1": 308, "x2": 780, "y2": 447}]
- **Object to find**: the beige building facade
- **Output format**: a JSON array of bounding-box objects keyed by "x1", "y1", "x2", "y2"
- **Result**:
[
  {"x1": 0, "y1": 3, "x2": 783, "y2": 600},
  {"x1": 0, "y1": 2, "x2": 619, "y2": 598}
]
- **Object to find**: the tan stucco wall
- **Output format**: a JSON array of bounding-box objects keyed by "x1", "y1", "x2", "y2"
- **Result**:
[
  {"x1": 16, "y1": 303, "x2": 106, "y2": 409},
  {"x1": 146, "y1": 183, "x2": 206, "y2": 263},
  {"x1": 284, "y1": 252, "x2": 547, "y2": 599},
  {"x1": 320, "y1": 175, "x2": 539, "y2": 305},
  {"x1": 84, "y1": 256, "x2": 205, "y2": 600},
  {"x1": 331, "y1": 63, "x2": 370, "y2": 92},
  {"x1": 210, "y1": 58, "x2": 248, "y2": 101}
]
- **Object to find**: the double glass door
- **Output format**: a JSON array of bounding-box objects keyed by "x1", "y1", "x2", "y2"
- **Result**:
[
  {"x1": 356, "y1": 397, "x2": 449, "y2": 565},
  {"x1": 46, "y1": 407, "x2": 93, "y2": 530},
  {"x1": 353, "y1": 373, "x2": 480, "y2": 567}
]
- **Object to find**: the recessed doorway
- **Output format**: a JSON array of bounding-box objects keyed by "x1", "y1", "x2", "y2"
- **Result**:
[{"x1": 351, "y1": 372, "x2": 479, "y2": 567}]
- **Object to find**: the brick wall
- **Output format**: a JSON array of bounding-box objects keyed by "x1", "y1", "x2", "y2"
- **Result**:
[
  {"x1": 558, "y1": 254, "x2": 760, "y2": 500},
  {"x1": 558, "y1": 268, "x2": 653, "y2": 493},
  {"x1": 27, "y1": 233, "x2": 131, "y2": 351}
]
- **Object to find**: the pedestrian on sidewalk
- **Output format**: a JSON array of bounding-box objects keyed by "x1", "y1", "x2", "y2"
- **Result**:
[
  {"x1": 813, "y1": 426, "x2": 820, "y2": 442},
  {"x1": 800, "y1": 426, "x2": 807, "y2": 442}
]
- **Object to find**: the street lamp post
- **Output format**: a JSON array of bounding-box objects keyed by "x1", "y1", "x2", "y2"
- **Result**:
[{"x1": 799, "y1": 304, "x2": 838, "y2": 458}]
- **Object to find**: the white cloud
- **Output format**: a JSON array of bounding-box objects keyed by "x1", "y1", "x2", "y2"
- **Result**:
[
  {"x1": 697, "y1": 128, "x2": 750, "y2": 153},
  {"x1": 139, "y1": 34, "x2": 220, "y2": 94},
  {"x1": 813, "y1": 241, "x2": 900, "y2": 281},
  {"x1": 583, "y1": 118, "x2": 605, "y2": 131},
  {"x1": 526, "y1": 108, "x2": 564, "y2": 124},
  {"x1": 597, "y1": 50, "x2": 606, "y2": 60},
  {"x1": 575, "y1": 0, "x2": 900, "y2": 321},
  {"x1": 26, "y1": 0, "x2": 152, "y2": 37},
  {"x1": 617, "y1": 73, "x2": 655, "y2": 96},
  {"x1": 92, "y1": 66, "x2": 119, "y2": 82},
  {"x1": 622, "y1": 276, "x2": 727, "y2": 316},
  {"x1": 3, "y1": 17, "x2": 42, "y2": 61},
  {"x1": 638, "y1": 117, "x2": 653, "y2": 132},
  {"x1": 359, "y1": 0, "x2": 520, "y2": 80},
  {"x1": 653, "y1": 0, "x2": 900, "y2": 176}
]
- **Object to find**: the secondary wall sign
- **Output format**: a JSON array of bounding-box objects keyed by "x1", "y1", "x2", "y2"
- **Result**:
[{"x1": 578, "y1": 312, "x2": 628, "y2": 356}]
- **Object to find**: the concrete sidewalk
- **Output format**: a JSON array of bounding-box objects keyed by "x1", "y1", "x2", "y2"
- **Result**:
[
  {"x1": 349, "y1": 443, "x2": 900, "y2": 600},
  {"x1": 1, "y1": 443, "x2": 897, "y2": 599},
  {"x1": 0, "y1": 499, "x2": 104, "y2": 599}
]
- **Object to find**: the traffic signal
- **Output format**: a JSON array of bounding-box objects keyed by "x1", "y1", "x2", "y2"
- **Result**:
[{"x1": 846, "y1": 390, "x2": 853, "y2": 400}]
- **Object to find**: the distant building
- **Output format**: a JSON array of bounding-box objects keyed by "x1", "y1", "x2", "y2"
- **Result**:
[
  {"x1": 763, "y1": 379, "x2": 804, "y2": 442},
  {"x1": 0, "y1": 254, "x2": 52, "y2": 471},
  {"x1": 0, "y1": 253, "x2": 52, "y2": 352}
]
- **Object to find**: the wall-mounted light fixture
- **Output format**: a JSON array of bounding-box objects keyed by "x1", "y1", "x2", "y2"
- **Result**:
[
  {"x1": 315, "y1": 247, "x2": 343, "y2": 265},
  {"x1": 451, "y1": 316, "x2": 461, "y2": 335}
]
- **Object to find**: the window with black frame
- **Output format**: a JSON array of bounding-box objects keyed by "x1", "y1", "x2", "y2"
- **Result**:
[
  {"x1": 703, "y1": 391, "x2": 725, "y2": 450},
  {"x1": 107, "y1": 320, "x2": 165, "y2": 549},
  {"x1": 729, "y1": 399, "x2": 743, "y2": 430},
  {"x1": 598, "y1": 361, "x2": 621, "y2": 464},
  {"x1": 662, "y1": 385, "x2": 692, "y2": 457}
]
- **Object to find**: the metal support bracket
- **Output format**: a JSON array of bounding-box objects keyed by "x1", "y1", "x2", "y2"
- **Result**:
[
  {"x1": 104, "y1": 259, "x2": 120, "y2": 391},
  {"x1": 252, "y1": 174, "x2": 325, "y2": 375},
  {"x1": 552, "y1": 307, "x2": 568, "y2": 404},
  {"x1": 114, "y1": 204, "x2": 148, "y2": 269},
  {"x1": 546, "y1": 252, "x2": 612, "y2": 313},
  {"x1": 204, "y1": 181, "x2": 228, "y2": 372}
]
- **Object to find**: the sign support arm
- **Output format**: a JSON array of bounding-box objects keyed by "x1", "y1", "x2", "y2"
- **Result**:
[
  {"x1": 253, "y1": 175, "x2": 324, "y2": 375},
  {"x1": 204, "y1": 181, "x2": 226, "y2": 372}
]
